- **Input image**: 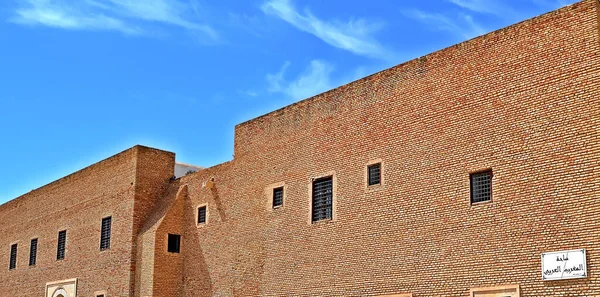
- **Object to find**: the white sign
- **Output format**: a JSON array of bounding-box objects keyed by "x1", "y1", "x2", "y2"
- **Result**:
[{"x1": 541, "y1": 249, "x2": 587, "y2": 281}]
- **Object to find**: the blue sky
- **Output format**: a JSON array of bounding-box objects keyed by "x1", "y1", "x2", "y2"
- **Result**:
[{"x1": 0, "y1": 0, "x2": 577, "y2": 203}]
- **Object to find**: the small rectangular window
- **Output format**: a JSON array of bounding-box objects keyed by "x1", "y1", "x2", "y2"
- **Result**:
[
  {"x1": 29, "y1": 238, "x2": 38, "y2": 266},
  {"x1": 312, "y1": 176, "x2": 333, "y2": 222},
  {"x1": 197, "y1": 206, "x2": 207, "y2": 224},
  {"x1": 167, "y1": 234, "x2": 181, "y2": 253},
  {"x1": 57, "y1": 230, "x2": 67, "y2": 260},
  {"x1": 470, "y1": 170, "x2": 492, "y2": 204},
  {"x1": 273, "y1": 187, "x2": 284, "y2": 208},
  {"x1": 100, "y1": 216, "x2": 112, "y2": 251},
  {"x1": 368, "y1": 163, "x2": 381, "y2": 186},
  {"x1": 97, "y1": 295, "x2": 105, "y2": 297},
  {"x1": 9, "y1": 244, "x2": 17, "y2": 270}
]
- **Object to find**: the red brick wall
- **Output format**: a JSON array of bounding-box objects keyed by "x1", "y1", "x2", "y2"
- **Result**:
[
  {"x1": 130, "y1": 146, "x2": 176, "y2": 296},
  {"x1": 152, "y1": 185, "x2": 186, "y2": 297},
  {"x1": 0, "y1": 146, "x2": 174, "y2": 297},
  {"x1": 181, "y1": 1, "x2": 600, "y2": 296}
]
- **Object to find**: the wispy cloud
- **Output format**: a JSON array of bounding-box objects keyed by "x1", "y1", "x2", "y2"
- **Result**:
[
  {"x1": 403, "y1": 10, "x2": 486, "y2": 40},
  {"x1": 267, "y1": 60, "x2": 335, "y2": 100},
  {"x1": 239, "y1": 89, "x2": 259, "y2": 98},
  {"x1": 445, "y1": 0, "x2": 520, "y2": 20},
  {"x1": 9, "y1": 0, "x2": 217, "y2": 39},
  {"x1": 266, "y1": 60, "x2": 377, "y2": 101},
  {"x1": 261, "y1": 0, "x2": 396, "y2": 61},
  {"x1": 530, "y1": 0, "x2": 578, "y2": 10}
]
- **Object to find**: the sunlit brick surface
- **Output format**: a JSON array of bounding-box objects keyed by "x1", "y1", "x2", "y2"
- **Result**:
[{"x1": 1, "y1": 1, "x2": 599, "y2": 296}]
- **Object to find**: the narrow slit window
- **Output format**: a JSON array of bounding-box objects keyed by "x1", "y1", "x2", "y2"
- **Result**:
[
  {"x1": 470, "y1": 170, "x2": 492, "y2": 204},
  {"x1": 197, "y1": 206, "x2": 207, "y2": 225},
  {"x1": 367, "y1": 163, "x2": 381, "y2": 186},
  {"x1": 57, "y1": 230, "x2": 67, "y2": 260},
  {"x1": 100, "y1": 216, "x2": 112, "y2": 251},
  {"x1": 312, "y1": 176, "x2": 333, "y2": 222},
  {"x1": 167, "y1": 234, "x2": 181, "y2": 253},
  {"x1": 9, "y1": 244, "x2": 17, "y2": 270},
  {"x1": 29, "y1": 238, "x2": 38, "y2": 266},
  {"x1": 273, "y1": 187, "x2": 284, "y2": 208}
]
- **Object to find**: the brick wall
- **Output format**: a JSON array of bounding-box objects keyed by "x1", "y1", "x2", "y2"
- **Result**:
[
  {"x1": 1, "y1": 1, "x2": 598, "y2": 296},
  {"x1": 0, "y1": 146, "x2": 174, "y2": 297},
  {"x1": 179, "y1": 1, "x2": 600, "y2": 296}
]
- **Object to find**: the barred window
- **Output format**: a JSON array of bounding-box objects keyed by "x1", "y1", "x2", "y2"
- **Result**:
[
  {"x1": 57, "y1": 230, "x2": 67, "y2": 260},
  {"x1": 367, "y1": 163, "x2": 381, "y2": 186},
  {"x1": 29, "y1": 238, "x2": 38, "y2": 266},
  {"x1": 167, "y1": 234, "x2": 181, "y2": 253},
  {"x1": 273, "y1": 187, "x2": 284, "y2": 208},
  {"x1": 470, "y1": 170, "x2": 492, "y2": 204},
  {"x1": 312, "y1": 176, "x2": 333, "y2": 222},
  {"x1": 100, "y1": 217, "x2": 112, "y2": 251},
  {"x1": 9, "y1": 244, "x2": 17, "y2": 270},
  {"x1": 197, "y1": 206, "x2": 207, "y2": 224}
]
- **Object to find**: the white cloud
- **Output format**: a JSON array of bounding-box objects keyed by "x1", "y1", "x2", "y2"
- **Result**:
[
  {"x1": 239, "y1": 89, "x2": 259, "y2": 97},
  {"x1": 266, "y1": 60, "x2": 380, "y2": 101},
  {"x1": 9, "y1": 0, "x2": 217, "y2": 39},
  {"x1": 13, "y1": 3, "x2": 141, "y2": 34},
  {"x1": 530, "y1": 0, "x2": 578, "y2": 9},
  {"x1": 445, "y1": 0, "x2": 520, "y2": 20},
  {"x1": 403, "y1": 9, "x2": 486, "y2": 40},
  {"x1": 267, "y1": 60, "x2": 335, "y2": 100},
  {"x1": 261, "y1": 0, "x2": 395, "y2": 61}
]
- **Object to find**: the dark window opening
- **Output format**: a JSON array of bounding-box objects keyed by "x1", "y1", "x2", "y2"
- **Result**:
[
  {"x1": 273, "y1": 187, "x2": 284, "y2": 208},
  {"x1": 57, "y1": 230, "x2": 67, "y2": 260},
  {"x1": 29, "y1": 238, "x2": 37, "y2": 266},
  {"x1": 167, "y1": 234, "x2": 181, "y2": 253},
  {"x1": 470, "y1": 170, "x2": 492, "y2": 204},
  {"x1": 9, "y1": 244, "x2": 17, "y2": 270},
  {"x1": 100, "y1": 216, "x2": 112, "y2": 251},
  {"x1": 197, "y1": 206, "x2": 207, "y2": 224},
  {"x1": 368, "y1": 163, "x2": 381, "y2": 186},
  {"x1": 312, "y1": 176, "x2": 333, "y2": 222},
  {"x1": 97, "y1": 295, "x2": 105, "y2": 297}
]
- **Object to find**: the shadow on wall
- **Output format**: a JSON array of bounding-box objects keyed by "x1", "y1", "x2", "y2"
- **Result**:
[
  {"x1": 184, "y1": 195, "x2": 214, "y2": 297},
  {"x1": 210, "y1": 187, "x2": 227, "y2": 222}
]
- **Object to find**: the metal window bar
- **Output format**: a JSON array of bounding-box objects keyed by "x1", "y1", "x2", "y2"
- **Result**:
[
  {"x1": 273, "y1": 187, "x2": 284, "y2": 208},
  {"x1": 312, "y1": 177, "x2": 333, "y2": 222},
  {"x1": 100, "y1": 217, "x2": 112, "y2": 251},
  {"x1": 29, "y1": 238, "x2": 37, "y2": 266},
  {"x1": 57, "y1": 230, "x2": 66, "y2": 260},
  {"x1": 9, "y1": 244, "x2": 17, "y2": 270},
  {"x1": 368, "y1": 163, "x2": 381, "y2": 186},
  {"x1": 198, "y1": 206, "x2": 207, "y2": 224},
  {"x1": 470, "y1": 171, "x2": 492, "y2": 203}
]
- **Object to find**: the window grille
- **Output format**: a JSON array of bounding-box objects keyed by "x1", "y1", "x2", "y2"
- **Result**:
[
  {"x1": 9, "y1": 244, "x2": 17, "y2": 270},
  {"x1": 167, "y1": 234, "x2": 181, "y2": 253},
  {"x1": 100, "y1": 217, "x2": 112, "y2": 251},
  {"x1": 273, "y1": 187, "x2": 284, "y2": 208},
  {"x1": 198, "y1": 206, "x2": 207, "y2": 224},
  {"x1": 29, "y1": 238, "x2": 37, "y2": 266},
  {"x1": 57, "y1": 230, "x2": 66, "y2": 260},
  {"x1": 312, "y1": 176, "x2": 333, "y2": 222},
  {"x1": 368, "y1": 163, "x2": 381, "y2": 186},
  {"x1": 470, "y1": 170, "x2": 492, "y2": 204}
]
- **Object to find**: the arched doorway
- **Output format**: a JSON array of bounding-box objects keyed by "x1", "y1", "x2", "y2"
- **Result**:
[{"x1": 52, "y1": 288, "x2": 69, "y2": 297}]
